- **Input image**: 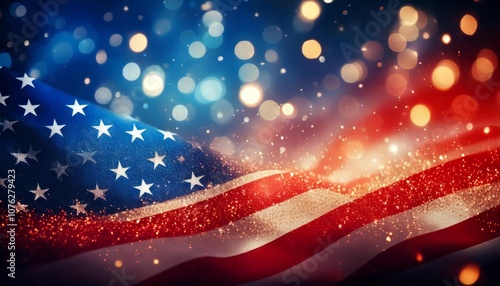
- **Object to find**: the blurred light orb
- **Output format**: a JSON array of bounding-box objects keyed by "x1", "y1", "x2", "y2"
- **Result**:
[
  {"x1": 164, "y1": 0, "x2": 183, "y2": 10},
  {"x1": 265, "y1": 50, "x2": 279, "y2": 63},
  {"x1": 323, "y1": 74, "x2": 341, "y2": 90},
  {"x1": 399, "y1": 6, "x2": 418, "y2": 25},
  {"x1": 109, "y1": 34, "x2": 123, "y2": 47},
  {"x1": 202, "y1": 10, "x2": 223, "y2": 27},
  {"x1": 208, "y1": 23, "x2": 224, "y2": 37},
  {"x1": 398, "y1": 24, "x2": 419, "y2": 42},
  {"x1": 410, "y1": 104, "x2": 431, "y2": 127},
  {"x1": 210, "y1": 100, "x2": 234, "y2": 124},
  {"x1": 129, "y1": 33, "x2": 148, "y2": 53},
  {"x1": 459, "y1": 263, "x2": 480, "y2": 285},
  {"x1": 96, "y1": 50, "x2": 107, "y2": 64},
  {"x1": 203, "y1": 33, "x2": 223, "y2": 49},
  {"x1": 103, "y1": 12, "x2": 113, "y2": 22},
  {"x1": 299, "y1": 1, "x2": 321, "y2": 21},
  {"x1": 239, "y1": 83, "x2": 263, "y2": 108},
  {"x1": 111, "y1": 96, "x2": 134, "y2": 116},
  {"x1": 259, "y1": 100, "x2": 281, "y2": 121},
  {"x1": 282, "y1": 103, "x2": 295, "y2": 116},
  {"x1": 142, "y1": 66, "x2": 165, "y2": 97},
  {"x1": 189, "y1": 41, "x2": 206, "y2": 58},
  {"x1": 397, "y1": 49, "x2": 418, "y2": 70},
  {"x1": 361, "y1": 41, "x2": 384, "y2": 62},
  {"x1": 344, "y1": 140, "x2": 364, "y2": 160},
  {"x1": 262, "y1": 25, "x2": 283, "y2": 44},
  {"x1": 154, "y1": 18, "x2": 172, "y2": 35},
  {"x1": 442, "y1": 33, "x2": 451, "y2": 44},
  {"x1": 172, "y1": 104, "x2": 188, "y2": 121},
  {"x1": 210, "y1": 136, "x2": 236, "y2": 156},
  {"x1": 195, "y1": 77, "x2": 226, "y2": 103},
  {"x1": 73, "y1": 27, "x2": 87, "y2": 40},
  {"x1": 341, "y1": 63, "x2": 361, "y2": 83},
  {"x1": 95, "y1": 87, "x2": 112, "y2": 105},
  {"x1": 78, "y1": 39, "x2": 95, "y2": 54},
  {"x1": 178, "y1": 76, "x2": 196, "y2": 94},
  {"x1": 386, "y1": 73, "x2": 408, "y2": 96},
  {"x1": 52, "y1": 42, "x2": 74, "y2": 64},
  {"x1": 472, "y1": 57, "x2": 494, "y2": 82},
  {"x1": 234, "y1": 41, "x2": 255, "y2": 60},
  {"x1": 460, "y1": 14, "x2": 478, "y2": 36},
  {"x1": 388, "y1": 33, "x2": 407, "y2": 52},
  {"x1": 238, "y1": 63, "x2": 260, "y2": 82},
  {"x1": 302, "y1": 39, "x2": 322, "y2": 59},
  {"x1": 122, "y1": 62, "x2": 141, "y2": 81},
  {"x1": 10, "y1": 2, "x2": 27, "y2": 18},
  {"x1": 432, "y1": 60, "x2": 459, "y2": 91}
]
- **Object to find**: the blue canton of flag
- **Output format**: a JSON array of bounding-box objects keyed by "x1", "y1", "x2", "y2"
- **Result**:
[{"x1": 0, "y1": 67, "x2": 240, "y2": 215}]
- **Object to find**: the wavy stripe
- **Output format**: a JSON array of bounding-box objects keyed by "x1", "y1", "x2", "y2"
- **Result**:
[
  {"x1": 137, "y1": 149, "x2": 500, "y2": 285},
  {"x1": 19, "y1": 188, "x2": 353, "y2": 285},
  {"x1": 105, "y1": 170, "x2": 287, "y2": 221}
]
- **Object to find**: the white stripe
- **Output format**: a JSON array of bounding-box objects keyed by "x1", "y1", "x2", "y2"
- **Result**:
[
  {"x1": 20, "y1": 188, "x2": 352, "y2": 285},
  {"x1": 252, "y1": 182, "x2": 500, "y2": 285},
  {"x1": 105, "y1": 170, "x2": 286, "y2": 221}
]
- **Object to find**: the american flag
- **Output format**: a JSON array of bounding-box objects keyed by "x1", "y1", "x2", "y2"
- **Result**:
[{"x1": 1, "y1": 66, "x2": 500, "y2": 286}]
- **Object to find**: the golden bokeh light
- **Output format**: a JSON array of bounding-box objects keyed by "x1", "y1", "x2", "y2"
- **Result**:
[
  {"x1": 460, "y1": 14, "x2": 478, "y2": 36},
  {"x1": 388, "y1": 33, "x2": 407, "y2": 52},
  {"x1": 410, "y1": 104, "x2": 431, "y2": 127},
  {"x1": 299, "y1": 1, "x2": 321, "y2": 21},
  {"x1": 234, "y1": 40, "x2": 255, "y2": 60},
  {"x1": 431, "y1": 60, "x2": 459, "y2": 91},
  {"x1": 399, "y1": 24, "x2": 419, "y2": 42},
  {"x1": 442, "y1": 33, "x2": 451, "y2": 44},
  {"x1": 459, "y1": 263, "x2": 480, "y2": 285},
  {"x1": 361, "y1": 41, "x2": 384, "y2": 61},
  {"x1": 239, "y1": 83, "x2": 263, "y2": 108},
  {"x1": 399, "y1": 6, "x2": 418, "y2": 25},
  {"x1": 302, "y1": 39, "x2": 322, "y2": 59},
  {"x1": 344, "y1": 140, "x2": 364, "y2": 160},
  {"x1": 397, "y1": 49, "x2": 418, "y2": 70},
  {"x1": 472, "y1": 57, "x2": 494, "y2": 82},
  {"x1": 259, "y1": 100, "x2": 281, "y2": 121},
  {"x1": 115, "y1": 260, "x2": 123, "y2": 268},
  {"x1": 282, "y1": 102, "x2": 295, "y2": 116},
  {"x1": 386, "y1": 73, "x2": 408, "y2": 96},
  {"x1": 129, "y1": 33, "x2": 148, "y2": 53}
]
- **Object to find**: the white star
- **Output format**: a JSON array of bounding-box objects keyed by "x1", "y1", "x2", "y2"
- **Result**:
[
  {"x1": 183, "y1": 172, "x2": 204, "y2": 190},
  {"x1": 1, "y1": 119, "x2": 17, "y2": 132},
  {"x1": 87, "y1": 184, "x2": 108, "y2": 201},
  {"x1": 19, "y1": 99, "x2": 39, "y2": 116},
  {"x1": 16, "y1": 201, "x2": 28, "y2": 213},
  {"x1": 0, "y1": 178, "x2": 7, "y2": 188},
  {"x1": 77, "y1": 151, "x2": 97, "y2": 164},
  {"x1": 16, "y1": 73, "x2": 35, "y2": 89},
  {"x1": 51, "y1": 161, "x2": 69, "y2": 178},
  {"x1": 134, "y1": 179, "x2": 153, "y2": 198},
  {"x1": 0, "y1": 93, "x2": 9, "y2": 106},
  {"x1": 110, "y1": 161, "x2": 129, "y2": 180},
  {"x1": 45, "y1": 119, "x2": 65, "y2": 138},
  {"x1": 92, "y1": 120, "x2": 112, "y2": 138},
  {"x1": 158, "y1": 130, "x2": 176, "y2": 141},
  {"x1": 188, "y1": 141, "x2": 203, "y2": 152},
  {"x1": 126, "y1": 124, "x2": 146, "y2": 142},
  {"x1": 66, "y1": 99, "x2": 87, "y2": 116},
  {"x1": 30, "y1": 184, "x2": 49, "y2": 201},
  {"x1": 27, "y1": 145, "x2": 41, "y2": 162},
  {"x1": 148, "y1": 151, "x2": 166, "y2": 170},
  {"x1": 70, "y1": 200, "x2": 87, "y2": 215},
  {"x1": 10, "y1": 151, "x2": 29, "y2": 165}
]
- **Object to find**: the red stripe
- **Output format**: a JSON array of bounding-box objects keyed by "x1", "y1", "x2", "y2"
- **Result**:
[
  {"x1": 15, "y1": 172, "x2": 328, "y2": 266},
  {"x1": 337, "y1": 205, "x2": 500, "y2": 285},
  {"x1": 137, "y1": 148, "x2": 500, "y2": 285}
]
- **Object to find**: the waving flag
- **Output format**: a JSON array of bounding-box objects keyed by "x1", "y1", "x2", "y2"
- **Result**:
[
  {"x1": 1, "y1": 0, "x2": 500, "y2": 285},
  {"x1": 0, "y1": 67, "x2": 499, "y2": 285}
]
